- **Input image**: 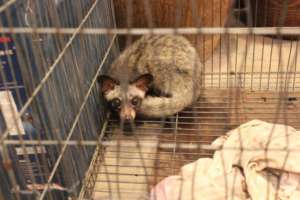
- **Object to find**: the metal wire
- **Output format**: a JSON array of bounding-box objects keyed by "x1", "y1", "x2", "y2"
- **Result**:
[
  {"x1": 38, "y1": 34, "x2": 116, "y2": 200},
  {"x1": 0, "y1": 0, "x2": 17, "y2": 13},
  {"x1": 0, "y1": 0, "x2": 300, "y2": 199},
  {"x1": 1, "y1": 26, "x2": 300, "y2": 35},
  {"x1": 0, "y1": 0, "x2": 102, "y2": 144}
]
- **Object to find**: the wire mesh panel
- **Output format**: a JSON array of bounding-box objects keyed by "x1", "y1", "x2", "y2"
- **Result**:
[
  {"x1": 0, "y1": 0, "x2": 116, "y2": 199},
  {"x1": 0, "y1": 0, "x2": 300, "y2": 200}
]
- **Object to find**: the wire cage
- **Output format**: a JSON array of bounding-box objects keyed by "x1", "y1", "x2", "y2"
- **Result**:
[{"x1": 0, "y1": 0, "x2": 300, "y2": 200}]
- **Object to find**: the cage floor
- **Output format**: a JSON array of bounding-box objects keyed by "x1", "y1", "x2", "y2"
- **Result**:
[
  {"x1": 87, "y1": 88, "x2": 300, "y2": 200},
  {"x1": 203, "y1": 35, "x2": 300, "y2": 90},
  {"x1": 81, "y1": 34, "x2": 300, "y2": 199}
]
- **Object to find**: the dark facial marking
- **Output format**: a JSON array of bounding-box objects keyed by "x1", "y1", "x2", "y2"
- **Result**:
[
  {"x1": 109, "y1": 98, "x2": 121, "y2": 111},
  {"x1": 131, "y1": 96, "x2": 141, "y2": 107}
]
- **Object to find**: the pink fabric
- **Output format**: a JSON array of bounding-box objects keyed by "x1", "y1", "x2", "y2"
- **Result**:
[
  {"x1": 150, "y1": 176, "x2": 181, "y2": 200},
  {"x1": 150, "y1": 120, "x2": 300, "y2": 200}
]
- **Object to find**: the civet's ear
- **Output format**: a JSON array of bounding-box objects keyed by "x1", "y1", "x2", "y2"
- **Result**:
[
  {"x1": 132, "y1": 74, "x2": 154, "y2": 92},
  {"x1": 97, "y1": 75, "x2": 119, "y2": 93}
]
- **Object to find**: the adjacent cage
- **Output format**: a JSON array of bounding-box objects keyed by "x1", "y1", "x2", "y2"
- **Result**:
[{"x1": 0, "y1": 0, "x2": 300, "y2": 200}]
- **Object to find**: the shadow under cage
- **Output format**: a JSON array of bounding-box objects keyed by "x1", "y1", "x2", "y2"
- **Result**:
[{"x1": 0, "y1": 0, "x2": 300, "y2": 200}]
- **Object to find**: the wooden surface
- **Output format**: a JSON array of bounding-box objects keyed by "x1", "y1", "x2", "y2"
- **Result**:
[
  {"x1": 203, "y1": 35, "x2": 300, "y2": 90},
  {"x1": 252, "y1": 0, "x2": 300, "y2": 27},
  {"x1": 113, "y1": 0, "x2": 232, "y2": 62},
  {"x1": 93, "y1": 134, "x2": 158, "y2": 200}
]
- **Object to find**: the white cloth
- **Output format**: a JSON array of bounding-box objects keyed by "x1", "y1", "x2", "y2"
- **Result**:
[{"x1": 150, "y1": 120, "x2": 300, "y2": 200}]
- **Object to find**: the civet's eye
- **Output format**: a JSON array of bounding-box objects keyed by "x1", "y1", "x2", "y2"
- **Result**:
[
  {"x1": 131, "y1": 97, "x2": 141, "y2": 107},
  {"x1": 110, "y1": 98, "x2": 121, "y2": 110}
]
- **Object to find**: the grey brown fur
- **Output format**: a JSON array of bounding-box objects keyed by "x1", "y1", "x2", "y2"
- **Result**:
[{"x1": 102, "y1": 34, "x2": 203, "y2": 118}]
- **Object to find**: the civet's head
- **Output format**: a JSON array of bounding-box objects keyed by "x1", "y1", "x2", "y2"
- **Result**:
[{"x1": 98, "y1": 74, "x2": 153, "y2": 123}]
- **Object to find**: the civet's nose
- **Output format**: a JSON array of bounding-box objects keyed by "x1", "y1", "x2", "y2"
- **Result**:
[
  {"x1": 120, "y1": 105, "x2": 136, "y2": 134},
  {"x1": 120, "y1": 105, "x2": 136, "y2": 121}
]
